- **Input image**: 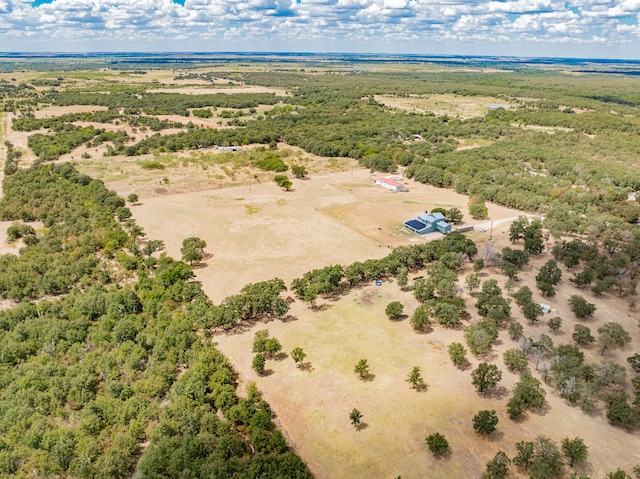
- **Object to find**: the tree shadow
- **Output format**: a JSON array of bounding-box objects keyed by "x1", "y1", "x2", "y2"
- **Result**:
[
  {"x1": 298, "y1": 362, "x2": 314, "y2": 372},
  {"x1": 259, "y1": 369, "x2": 274, "y2": 377},
  {"x1": 359, "y1": 373, "x2": 376, "y2": 382},
  {"x1": 389, "y1": 314, "x2": 408, "y2": 322},
  {"x1": 279, "y1": 314, "x2": 299, "y2": 323},
  {"x1": 454, "y1": 361, "x2": 472, "y2": 371},
  {"x1": 481, "y1": 385, "x2": 509, "y2": 400},
  {"x1": 355, "y1": 422, "x2": 369, "y2": 432},
  {"x1": 273, "y1": 352, "x2": 288, "y2": 362},
  {"x1": 412, "y1": 383, "x2": 429, "y2": 392}
]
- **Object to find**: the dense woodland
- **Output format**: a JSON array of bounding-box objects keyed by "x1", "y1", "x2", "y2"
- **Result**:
[
  {"x1": 2, "y1": 58, "x2": 640, "y2": 477},
  {"x1": 0, "y1": 164, "x2": 311, "y2": 478}
]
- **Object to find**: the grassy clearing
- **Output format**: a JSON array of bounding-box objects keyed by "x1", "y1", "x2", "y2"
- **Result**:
[{"x1": 375, "y1": 94, "x2": 516, "y2": 119}]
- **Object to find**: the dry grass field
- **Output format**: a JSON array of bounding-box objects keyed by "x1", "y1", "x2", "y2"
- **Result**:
[
  {"x1": 214, "y1": 260, "x2": 640, "y2": 479},
  {"x1": 374, "y1": 94, "x2": 516, "y2": 119}
]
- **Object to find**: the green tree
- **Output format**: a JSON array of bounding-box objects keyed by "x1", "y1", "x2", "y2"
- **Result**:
[
  {"x1": 385, "y1": 301, "x2": 404, "y2": 319},
  {"x1": 572, "y1": 325, "x2": 595, "y2": 345},
  {"x1": 253, "y1": 329, "x2": 270, "y2": 353},
  {"x1": 180, "y1": 236, "x2": 207, "y2": 265},
  {"x1": 252, "y1": 353, "x2": 266, "y2": 375},
  {"x1": 469, "y1": 200, "x2": 488, "y2": 220},
  {"x1": 446, "y1": 207, "x2": 464, "y2": 224},
  {"x1": 523, "y1": 301, "x2": 544, "y2": 324},
  {"x1": 471, "y1": 363, "x2": 502, "y2": 393},
  {"x1": 291, "y1": 347, "x2": 306, "y2": 367},
  {"x1": 561, "y1": 437, "x2": 588, "y2": 467},
  {"x1": 425, "y1": 432, "x2": 449, "y2": 456},
  {"x1": 396, "y1": 266, "x2": 409, "y2": 289},
  {"x1": 547, "y1": 316, "x2": 562, "y2": 332},
  {"x1": 406, "y1": 366, "x2": 425, "y2": 390},
  {"x1": 448, "y1": 342, "x2": 468, "y2": 368},
  {"x1": 509, "y1": 216, "x2": 529, "y2": 243},
  {"x1": 472, "y1": 409, "x2": 499, "y2": 435},
  {"x1": 507, "y1": 372, "x2": 546, "y2": 419},
  {"x1": 142, "y1": 239, "x2": 165, "y2": 257},
  {"x1": 508, "y1": 321, "x2": 524, "y2": 340},
  {"x1": 127, "y1": 193, "x2": 138, "y2": 204},
  {"x1": 465, "y1": 273, "x2": 481, "y2": 294},
  {"x1": 354, "y1": 359, "x2": 372, "y2": 380},
  {"x1": 349, "y1": 408, "x2": 362, "y2": 429},
  {"x1": 274, "y1": 174, "x2": 292, "y2": 191},
  {"x1": 606, "y1": 469, "x2": 632, "y2": 479},
  {"x1": 597, "y1": 322, "x2": 632, "y2": 355},
  {"x1": 473, "y1": 258, "x2": 485, "y2": 272},
  {"x1": 291, "y1": 164, "x2": 307, "y2": 178},
  {"x1": 627, "y1": 354, "x2": 640, "y2": 374},
  {"x1": 569, "y1": 295, "x2": 596, "y2": 319},
  {"x1": 482, "y1": 451, "x2": 511, "y2": 479},
  {"x1": 503, "y1": 348, "x2": 528, "y2": 373},
  {"x1": 264, "y1": 337, "x2": 282, "y2": 358},
  {"x1": 523, "y1": 220, "x2": 544, "y2": 255},
  {"x1": 536, "y1": 260, "x2": 562, "y2": 297},
  {"x1": 410, "y1": 305, "x2": 431, "y2": 331}
]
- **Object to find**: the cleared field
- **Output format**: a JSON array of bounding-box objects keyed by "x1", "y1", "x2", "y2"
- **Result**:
[
  {"x1": 214, "y1": 260, "x2": 640, "y2": 479},
  {"x1": 375, "y1": 94, "x2": 516, "y2": 119}
]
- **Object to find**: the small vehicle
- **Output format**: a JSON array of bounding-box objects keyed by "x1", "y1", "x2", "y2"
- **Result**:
[{"x1": 479, "y1": 228, "x2": 486, "y2": 233}]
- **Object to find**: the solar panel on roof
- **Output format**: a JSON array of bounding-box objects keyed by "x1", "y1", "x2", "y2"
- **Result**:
[{"x1": 404, "y1": 219, "x2": 427, "y2": 230}]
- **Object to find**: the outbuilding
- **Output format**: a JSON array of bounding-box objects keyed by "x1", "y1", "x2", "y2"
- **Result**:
[{"x1": 375, "y1": 178, "x2": 407, "y2": 192}]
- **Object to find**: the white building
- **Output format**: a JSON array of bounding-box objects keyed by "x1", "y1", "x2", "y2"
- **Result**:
[{"x1": 375, "y1": 178, "x2": 407, "y2": 192}]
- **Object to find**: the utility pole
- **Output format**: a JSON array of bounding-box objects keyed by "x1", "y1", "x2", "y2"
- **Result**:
[{"x1": 490, "y1": 220, "x2": 494, "y2": 240}]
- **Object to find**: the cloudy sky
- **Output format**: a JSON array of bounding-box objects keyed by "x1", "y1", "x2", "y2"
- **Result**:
[{"x1": 0, "y1": 0, "x2": 639, "y2": 59}]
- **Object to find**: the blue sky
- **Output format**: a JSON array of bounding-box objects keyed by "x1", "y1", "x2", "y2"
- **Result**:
[{"x1": 0, "y1": 0, "x2": 639, "y2": 59}]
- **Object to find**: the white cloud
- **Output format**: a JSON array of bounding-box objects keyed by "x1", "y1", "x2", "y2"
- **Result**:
[{"x1": 0, "y1": 0, "x2": 637, "y2": 57}]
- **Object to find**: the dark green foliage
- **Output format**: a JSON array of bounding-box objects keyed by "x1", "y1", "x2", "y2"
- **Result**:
[
  {"x1": 475, "y1": 279, "x2": 511, "y2": 323},
  {"x1": 464, "y1": 320, "x2": 499, "y2": 355},
  {"x1": 508, "y1": 321, "x2": 524, "y2": 340},
  {"x1": 627, "y1": 354, "x2": 640, "y2": 374},
  {"x1": 410, "y1": 305, "x2": 431, "y2": 331},
  {"x1": 503, "y1": 348, "x2": 528, "y2": 373},
  {"x1": 350, "y1": 408, "x2": 363, "y2": 429},
  {"x1": 536, "y1": 260, "x2": 562, "y2": 297},
  {"x1": 180, "y1": 236, "x2": 207, "y2": 265},
  {"x1": 471, "y1": 363, "x2": 502, "y2": 393},
  {"x1": 406, "y1": 366, "x2": 425, "y2": 390},
  {"x1": 513, "y1": 436, "x2": 563, "y2": 479},
  {"x1": 606, "y1": 469, "x2": 632, "y2": 479},
  {"x1": 291, "y1": 347, "x2": 306, "y2": 366},
  {"x1": 482, "y1": 451, "x2": 511, "y2": 479},
  {"x1": 573, "y1": 324, "x2": 595, "y2": 345},
  {"x1": 561, "y1": 437, "x2": 588, "y2": 467},
  {"x1": 507, "y1": 373, "x2": 547, "y2": 419},
  {"x1": 447, "y1": 342, "x2": 468, "y2": 368},
  {"x1": 597, "y1": 322, "x2": 632, "y2": 355},
  {"x1": 547, "y1": 316, "x2": 562, "y2": 332},
  {"x1": 425, "y1": 432, "x2": 449, "y2": 456},
  {"x1": 523, "y1": 220, "x2": 544, "y2": 255},
  {"x1": 291, "y1": 163, "x2": 307, "y2": 178},
  {"x1": 0, "y1": 163, "x2": 310, "y2": 478},
  {"x1": 472, "y1": 409, "x2": 499, "y2": 435},
  {"x1": 385, "y1": 301, "x2": 404, "y2": 319},
  {"x1": 354, "y1": 359, "x2": 372, "y2": 380},
  {"x1": 256, "y1": 154, "x2": 289, "y2": 171},
  {"x1": 569, "y1": 295, "x2": 596, "y2": 319},
  {"x1": 253, "y1": 353, "x2": 267, "y2": 374}
]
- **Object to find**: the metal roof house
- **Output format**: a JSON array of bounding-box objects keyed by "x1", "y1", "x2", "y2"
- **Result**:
[
  {"x1": 375, "y1": 178, "x2": 407, "y2": 192},
  {"x1": 404, "y1": 211, "x2": 452, "y2": 235}
]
